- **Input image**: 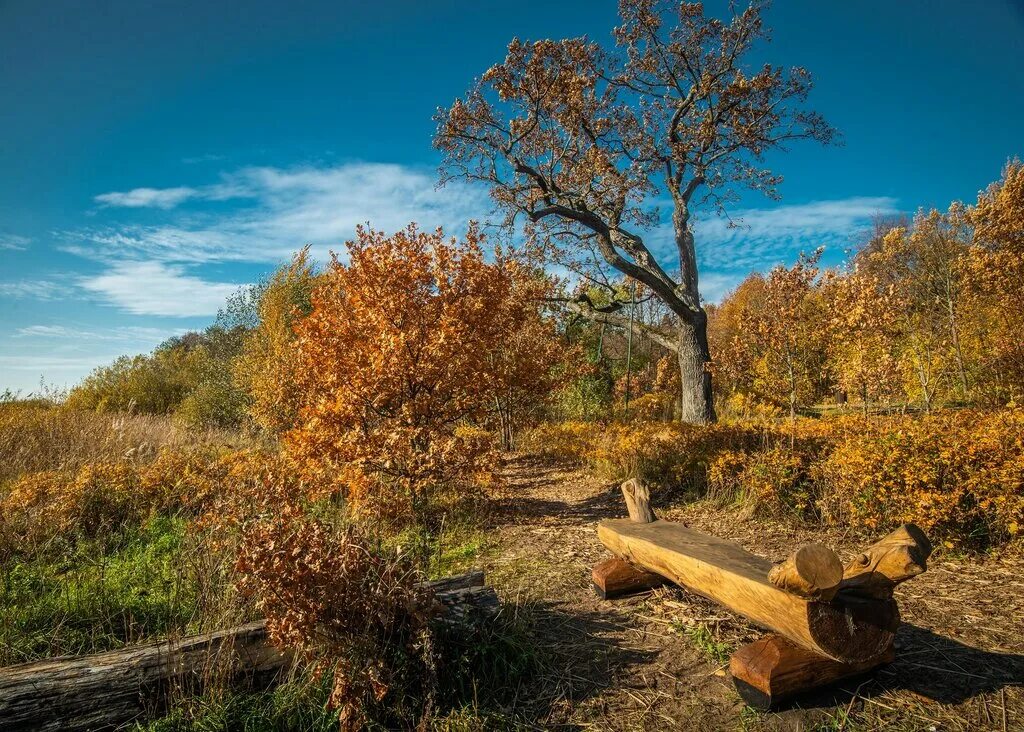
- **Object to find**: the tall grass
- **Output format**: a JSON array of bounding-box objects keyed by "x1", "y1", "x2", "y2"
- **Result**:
[
  {"x1": 0, "y1": 403, "x2": 248, "y2": 485},
  {"x1": 0, "y1": 516, "x2": 243, "y2": 666}
]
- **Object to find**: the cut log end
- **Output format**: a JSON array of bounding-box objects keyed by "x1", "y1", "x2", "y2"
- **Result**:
[
  {"x1": 768, "y1": 544, "x2": 843, "y2": 601},
  {"x1": 620, "y1": 478, "x2": 656, "y2": 523},
  {"x1": 805, "y1": 594, "x2": 900, "y2": 662},
  {"x1": 592, "y1": 556, "x2": 666, "y2": 600},
  {"x1": 730, "y1": 634, "x2": 895, "y2": 710}
]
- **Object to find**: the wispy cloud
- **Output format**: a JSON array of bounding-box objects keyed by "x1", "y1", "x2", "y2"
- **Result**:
[
  {"x1": 0, "y1": 280, "x2": 62, "y2": 299},
  {"x1": 95, "y1": 186, "x2": 203, "y2": 209},
  {"x1": 692, "y1": 196, "x2": 900, "y2": 270},
  {"x1": 79, "y1": 261, "x2": 244, "y2": 317},
  {"x1": 14, "y1": 324, "x2": 184, "y2": 342},
  {"x1": 81, "y1": 162, "x2": 489, "y2": 265},
  {"x1": 0, "y1": 233, "x2": 30, "y2": 251},
  {"x1": 83, "y1": 166, "x2": 897, "y2": 312},
  {"x1": 638, "y1": 196, "x2": 900, "y2": 303}
]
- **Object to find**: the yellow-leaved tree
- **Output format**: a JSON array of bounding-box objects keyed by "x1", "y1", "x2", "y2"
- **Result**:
[{"x1": 231, "y1": 248, "x2": 317, "y2": 435}]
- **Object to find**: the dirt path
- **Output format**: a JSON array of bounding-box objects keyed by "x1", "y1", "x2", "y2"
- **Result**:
[{"x1": 480, "y1": 454, "x2": 1024, "y2": 731}]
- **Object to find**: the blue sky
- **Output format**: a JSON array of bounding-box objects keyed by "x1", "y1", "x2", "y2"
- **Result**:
[{"x1": 1, "y1": 0, "x2": 1022, "y2": 393}]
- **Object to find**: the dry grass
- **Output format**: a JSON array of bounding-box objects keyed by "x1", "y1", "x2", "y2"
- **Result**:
[{"x1": 0, "y1": 403, "x2": 251, "y2": 485}]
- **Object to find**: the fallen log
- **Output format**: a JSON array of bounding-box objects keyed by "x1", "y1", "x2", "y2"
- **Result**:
[
  {"x1": 0, "y1": 570, "x2": 497, "y2": 732},
  {"x1": 730, "y1": 634, "x2": 895, "y2": 710},
  {"x1": 598, "y1": 518, "x2": 899, "y2": 662},
  {"x1": 592, "y1": 556, "x2": 666, "y2": 599}
]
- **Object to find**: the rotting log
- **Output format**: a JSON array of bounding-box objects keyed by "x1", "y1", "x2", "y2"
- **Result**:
[
  {"x1": 597, "y1": 519, "x2": 899, "y2": 662},
  {"x1": 0, "y1": 621, "x2": 284, "y2": 732},
  {"x1": 592, "y1": 556, "x2": 666, "y2": 599},
  {"x1": 730, "y1": 634, "x2": 895, "y2": 710},
  {"x1": 767, "y1": 544, "x2": 844, "y2": 602},
  {"x1": 0, "y1": 570, "x2": 497, "y2": 732}
]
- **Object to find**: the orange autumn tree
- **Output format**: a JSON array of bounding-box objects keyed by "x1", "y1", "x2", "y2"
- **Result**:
[{"x1": 286, "y1": 224, "x2": 565, "y2": 517}]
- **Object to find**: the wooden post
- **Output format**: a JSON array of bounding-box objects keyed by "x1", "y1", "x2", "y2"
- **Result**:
[
  {"x1": 730, "y1": 634, "x2": 895, "y2": 710},
  {"x1": 621, "y1": 478, "x2": 656, "y2": 524},
  {"x1": 592, "y1": 556, "x2": 666, "y2": 599}
]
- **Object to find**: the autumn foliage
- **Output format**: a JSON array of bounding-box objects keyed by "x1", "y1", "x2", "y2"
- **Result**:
[
  {"x1": 285, "y1": 224, "x2": 567, "y2": 517},
  {"x1": 522, "y1": 410, "x2": 1023, "y2": 547}
]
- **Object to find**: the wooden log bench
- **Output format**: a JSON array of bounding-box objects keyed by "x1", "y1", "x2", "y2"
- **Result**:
[
  {"x1": 594, "y1": 479, "x2": 931, "y2": 709},
  {"x1": 0, "y1": 569, "x2": 498, "y2": 732}
]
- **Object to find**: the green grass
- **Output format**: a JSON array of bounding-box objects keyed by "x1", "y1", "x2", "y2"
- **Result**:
[
  {"x1": 135, "y1": 673, "x2": 340, "y2": 732},
  {"x1": 0, "y1": 515, "x2": 219, "y2": 665},
  {"x1": 673, "y1": 620, "x2": 732, "y2": 666}
]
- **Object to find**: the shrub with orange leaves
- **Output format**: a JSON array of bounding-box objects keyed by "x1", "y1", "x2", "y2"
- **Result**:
[
  {"x1": 527, "y1": 409, "x2": 1022, "y2": 547},
  {"x1": 0, "y1": 445, "x2": 302, "y2": 556},
  {"x1": 286, "y1": 224, "x2": 563, "y2": 519}
]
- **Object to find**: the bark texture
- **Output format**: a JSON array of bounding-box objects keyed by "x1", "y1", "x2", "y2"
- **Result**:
[{"x1": 598, "y1": 519, "x2": 900, "y2": 662}]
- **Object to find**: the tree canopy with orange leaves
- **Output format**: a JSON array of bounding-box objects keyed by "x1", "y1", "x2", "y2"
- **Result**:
[
  {"x1": 284, "y1": 224, "x2": 567, "y2": 516},
  {"x1": 436, "y1": 0, "x2": 836, "y2": 424}
]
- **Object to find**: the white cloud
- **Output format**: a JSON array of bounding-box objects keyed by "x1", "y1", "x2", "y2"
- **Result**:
[
  {"x1": 697, "y1": 272, "x2": 750, "y2": 305},
  {"x1": 95, "y1": 186, "x2": 202, "y2": 209},
  {"x1": 81, "y1": 162, "x2": 490, "y2": 264},
  {"x1": 79, "y1": 261, "x2": 245, "y2": 317},
  {"x1": 0, "y1": 280, "x2": 62, "y2": 299},
  {"x1": 0, "y1": 233, "x2": 30, "y2": 251},
  {"x1": 692, "y1": 196, "x2": 900, "y2": 270},
  {"x1": 14, "y1": 324, "x2": 183, "y2": 342}
]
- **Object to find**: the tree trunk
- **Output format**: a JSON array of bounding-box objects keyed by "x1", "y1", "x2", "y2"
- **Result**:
[{"x1": 677, "y1": 313, "x2": 716, "y2": 424}]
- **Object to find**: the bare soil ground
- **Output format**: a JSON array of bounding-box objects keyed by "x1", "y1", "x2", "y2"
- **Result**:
[{"x1": 479, "y1": 454, "x2": 1024, "y2": 731}]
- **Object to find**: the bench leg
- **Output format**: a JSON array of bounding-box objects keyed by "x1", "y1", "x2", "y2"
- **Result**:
[
  {"x1": 592, "y1": 556, "x2": 666, "y2": 600},
  {"x1": 730, "y1": 634, "x2": 895, "y2": 710}
]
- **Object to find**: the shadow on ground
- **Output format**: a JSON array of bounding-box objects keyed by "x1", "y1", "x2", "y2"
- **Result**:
[
  {"x1": 467, "y1": 599, "x2": 659, "y2": 728},
  {"x1": 775, "y1": 623, "x2": 1024, "y2": 713}
]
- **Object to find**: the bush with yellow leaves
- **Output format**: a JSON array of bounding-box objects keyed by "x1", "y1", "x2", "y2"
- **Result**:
[
  {"x1": 526, "y1": 408, "x2": 1022, "y2": 548},
  {"x1": 815, "y1": 409, "x2": 1023, "y2": 546}
]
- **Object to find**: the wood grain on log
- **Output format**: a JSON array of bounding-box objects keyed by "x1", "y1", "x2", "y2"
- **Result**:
[
  {"x1": 767, "y1": 544, "x2": 844, "y2": 601},
  {"x1": 621, "y1": 478, "x2": 656, "y2": 523},
  {"x1": 592, "y1": 556, "x2": 666, "y2": 599},
  {"x1": 0, "y1": 570, "x2": 496, "y2": 732},
  {"x1": 730, "y1": 634, "x2": 895, "y2": 709},
  {"x1": 598, "y1": 519, "x2": 899, "y2": 662},
  {"x1": 840, "y1": 524, "x2": 932, "y2": 599},
  {"x1": 0, "y1": 621, "x2": 284, "y2": 732}
]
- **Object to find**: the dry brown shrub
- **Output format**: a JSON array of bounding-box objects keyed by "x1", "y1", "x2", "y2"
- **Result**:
[{"x1": 235, "y1": 514, "x2": 434, "y2": 731}]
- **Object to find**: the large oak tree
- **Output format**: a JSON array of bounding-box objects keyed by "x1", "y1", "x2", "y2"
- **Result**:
[{"x1": 435, "y1": 0, "x2": 835, "y2": 423}]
